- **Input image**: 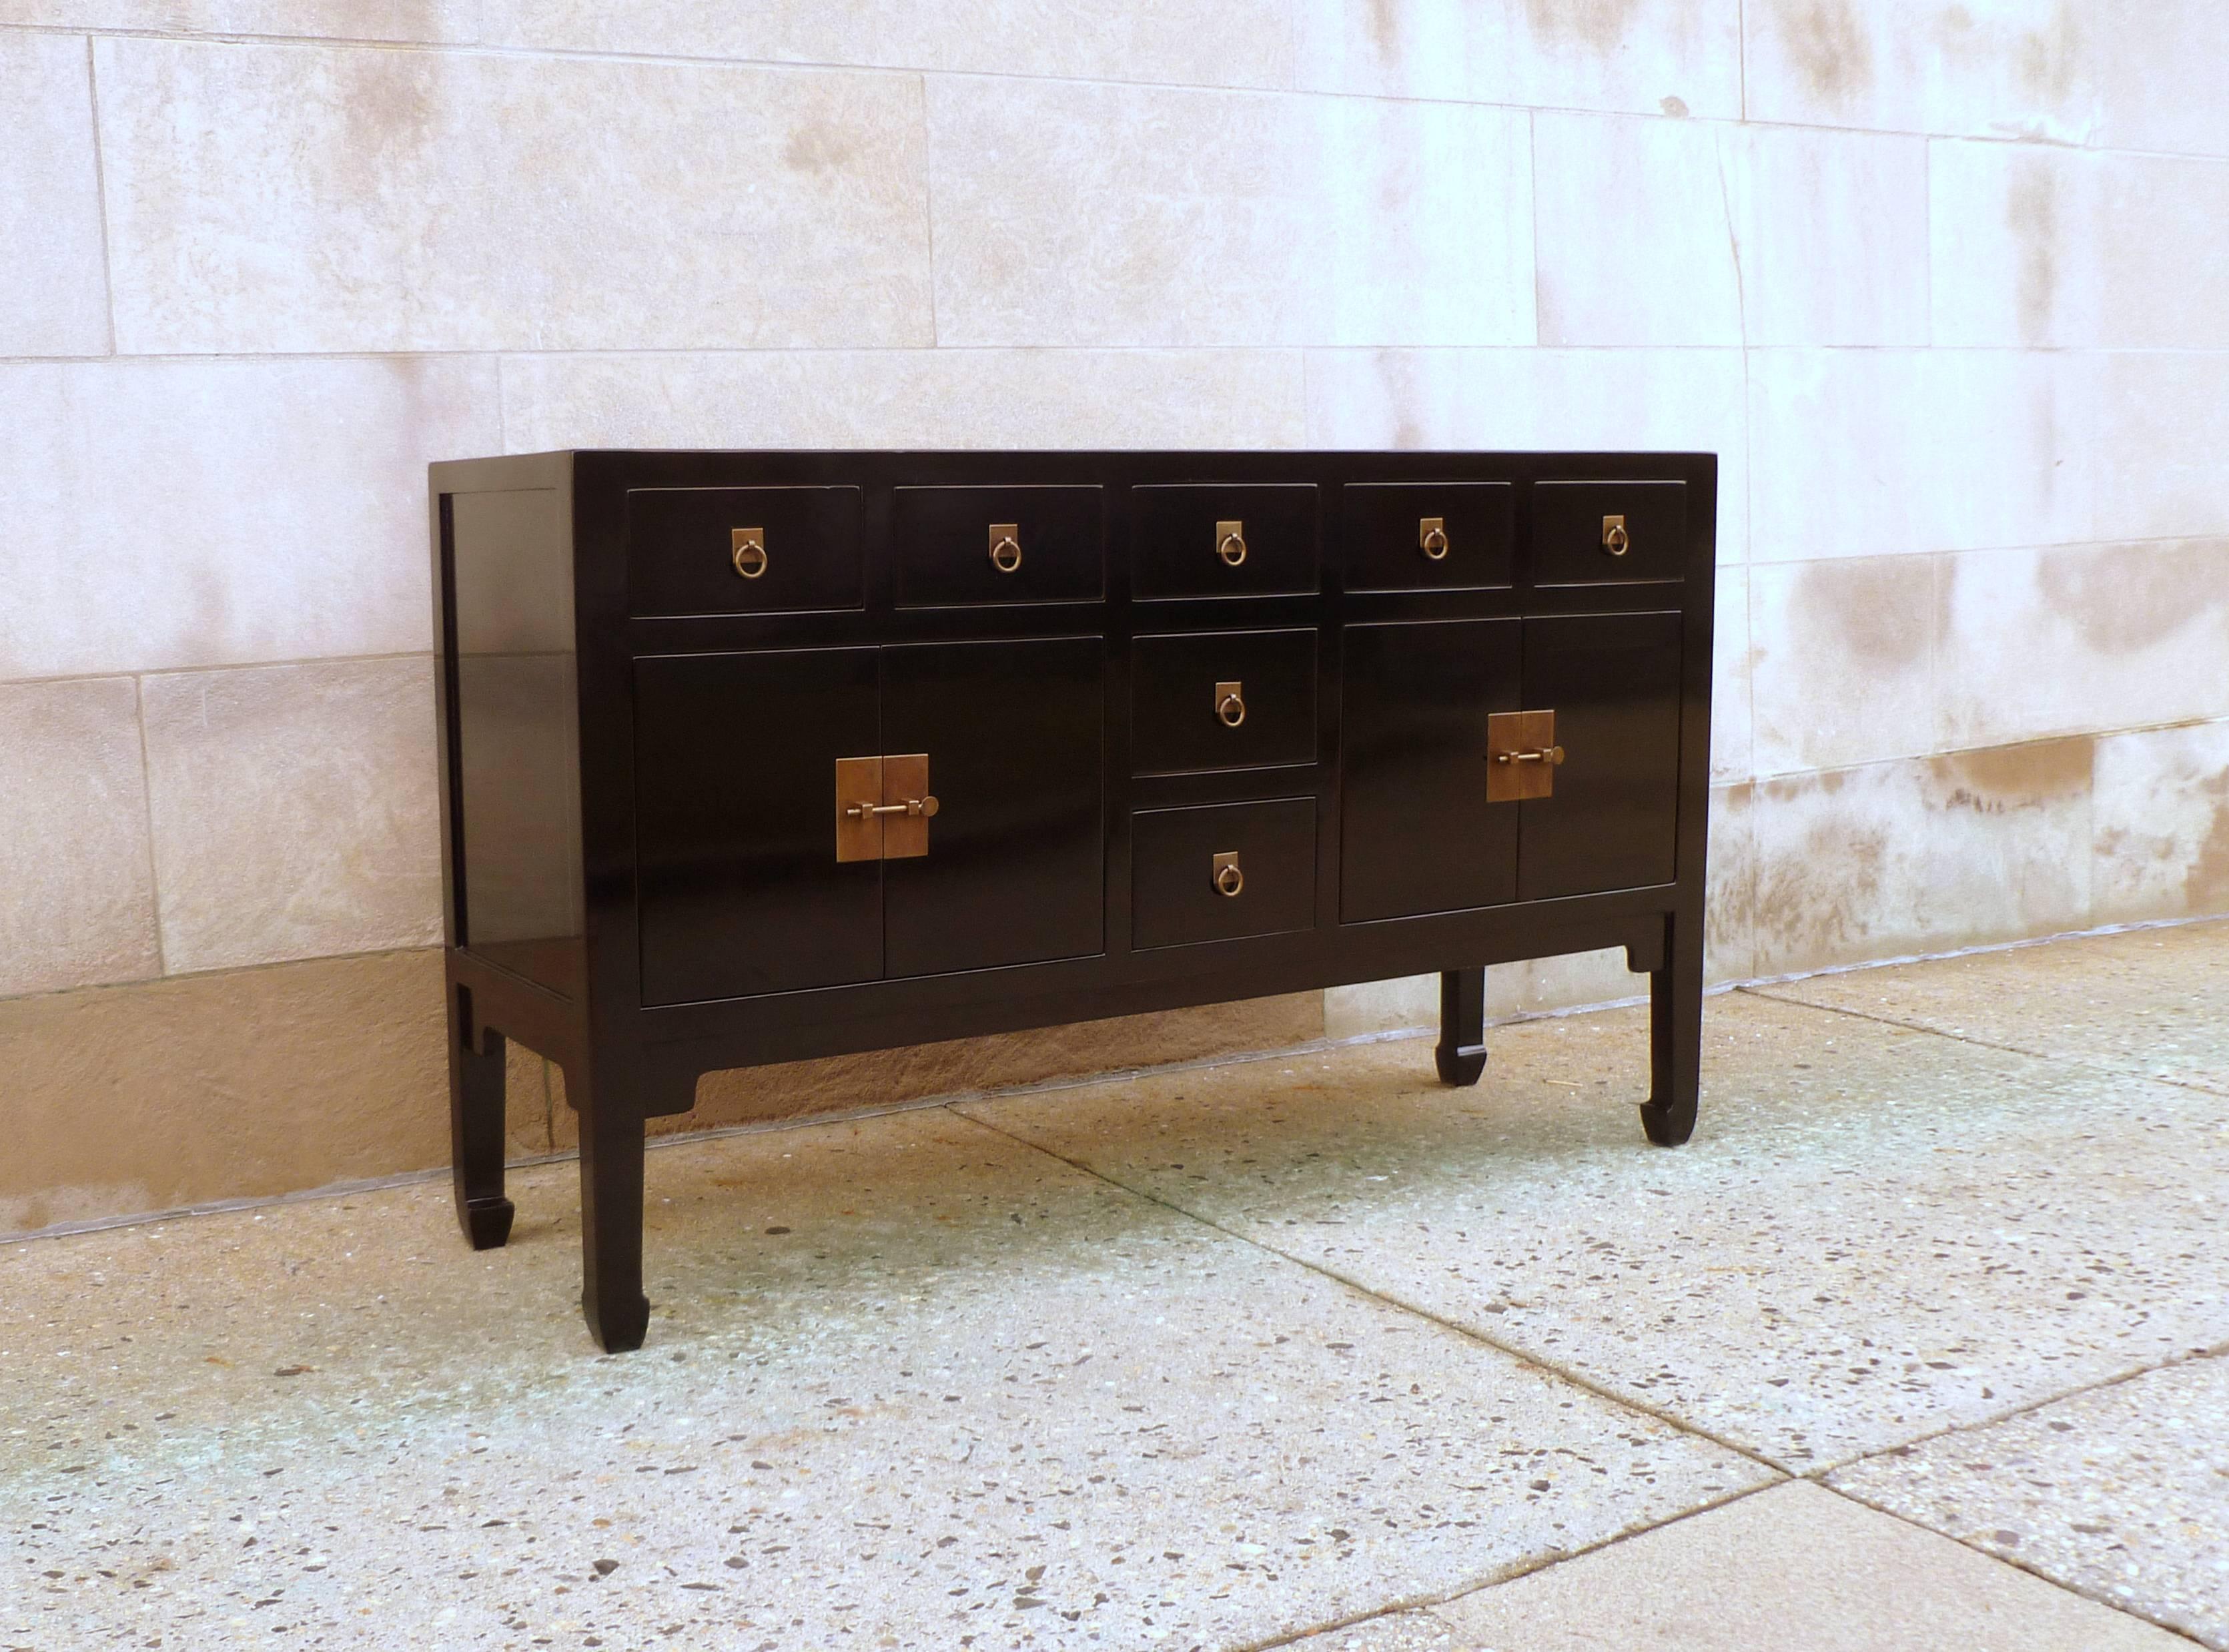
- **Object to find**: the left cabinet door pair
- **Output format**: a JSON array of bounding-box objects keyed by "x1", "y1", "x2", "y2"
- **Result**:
[{"x1": 632, "y1": 639, "x2": 1105, "y2": 1005}]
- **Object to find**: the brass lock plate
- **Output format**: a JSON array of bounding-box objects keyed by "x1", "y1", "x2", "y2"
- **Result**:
[
  {"x1": 1486, "y1": 709, "x2": 1559, "y2": 803},
  {"x1": 835, "y1": 756, "x2": 884, "y2": 862},
  {"x1": 835, "y1": 754, "x2": 936, "y2": 861}
]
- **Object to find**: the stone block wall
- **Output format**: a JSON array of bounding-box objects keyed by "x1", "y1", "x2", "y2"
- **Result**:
[{"x1": 3, "y1": 0, "x2": 2226, "y2": 1230}]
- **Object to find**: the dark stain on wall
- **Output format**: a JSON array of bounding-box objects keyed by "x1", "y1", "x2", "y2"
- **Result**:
[
  {"x1": 1523, "y1": 0, "x2": 1644, "y2": 53},
  {"x1": 2190, "y1": 785, "x2": 2229, "y2": 913},
  {"x1": 2005, "y1": 155, "x2": 2060, "y2": 342},
  {"x1": 2015, "y1": 1, "x2": 2082, "y2": 105},
  {"x1": 2036, "y1": 544, "x2": 2214, "y2": 656},
  {"x1": 1366, "y1": 0, "x2": 1400, "y2": 56},
  {"x1": 1753, "y1": 772, "x2": 1897, "y2": 971},
  {"x1": 784, "y1": 120, "x2": 860, "y2": 175},
  {"x1": 1926, "y1": 736, "x2": 2093, "y2": 817},
  {"x1": 1800, "y1": 558, "x2": 1928, "y2": 669},
  {"x1": 1776, "y1": 0, "x2": 1873, "y2": 105}
]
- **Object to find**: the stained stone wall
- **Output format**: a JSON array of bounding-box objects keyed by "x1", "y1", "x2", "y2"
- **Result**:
[{"x1": 3, "y1": 1, "x2": 2227, "y2": 1230}]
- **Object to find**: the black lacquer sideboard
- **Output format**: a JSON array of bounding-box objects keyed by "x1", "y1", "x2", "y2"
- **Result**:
[{"x1": 430, "y1": 450, "x2": 1716, "y2": 1352}]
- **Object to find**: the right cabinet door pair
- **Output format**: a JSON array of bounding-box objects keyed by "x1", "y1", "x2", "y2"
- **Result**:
[{"x1": 1340, "y1": 612, "x2": 1682, "y2": 923}]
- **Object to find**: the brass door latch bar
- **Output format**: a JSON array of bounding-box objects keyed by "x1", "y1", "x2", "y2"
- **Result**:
[
  {"x1": 835, "y1": 754, "x2": 938, "y2": 861},
  {"x1": 1485, "y1": 710, "x2": 1563, "y2": 802}
]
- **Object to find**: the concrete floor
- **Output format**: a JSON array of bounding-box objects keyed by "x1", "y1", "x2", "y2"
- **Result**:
[{"x1": 5, "y1": 921, "x2": 2226, "y2": 1651}]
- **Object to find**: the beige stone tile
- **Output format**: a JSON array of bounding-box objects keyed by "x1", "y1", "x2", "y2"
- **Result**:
[
  {"x1": 473, "y1": 0, "x2": 1296, "y2": 88},
  {"x1": 0, "y1": 949, "x2": 448, "y2": 1236},
  {"x1": 1291, "y1": 0, "x2": 1743, "y2": 119},
  {"x1": 1929, "y1": 139, "x2": 2102, "y2": 348},
  {"x1": 926, "y1": 79, "x2": 1532, "y2": 348},
  {"x1": 1749, "y1": 555, "x2": 1935, "y2": 776},
  {"x1": 1936, "y1": 540, "x2": 2229, "y2": 749},
  {"x1": 96, "y1": 38, "x2": 931, "y2": 353},
  {"x1": 0, "y1": 679, "x2": 159, "y2": 999},
  {"x1": 1533, "y1": 112, "x2": 1741, "y2": 346},
  {"x1": 1747, "y1": 348, "x2": 2094, "y2": 560},
  {"x1": 970, "y1": 990, "x2": 2229, "y2": 1468},
  {"x1": 2095, "y1": 0, "x2": 2229, "y2": 157},
  {"x1": 1742, "y1": 0, "x2": 2096, "y2": 142},
  {"x1": 1304, "y1": 347, "x2": 1749, "y2": 563},
  {"x1": 0, "y1": 33, "x2": 107, "y2": 356},
  {"x1": 2096, "y1": 154, "x2": 2229, "y2": 350},
  {"x1": 1751, "y1": 739, "x2": 2092, "y2": 975},
  {"x1": 1428, "y1": 1481, "x2": 2192, "y2": 1651},
  {"x1": 2097, "y1": 353, "x2": 2229, "y2": 542},
  {"x1": 1756, "y1": 915, "x2": 2229, "y2": 1094},
  {"x1": 0, "y1": 1, "x2": 475, "y2": 38},
  {"x1": 1710, "y1": 566, "x2": 1753, "y2": 783},
  {"x1": 0, "y1": 1106, "x2": 1764, "y2": 1647},
  {"x1": 500, "y1": 348, "x2": 1308, "y2": 452},
  {"x1": 1831, "y1": 1358, "x2": 2229, "y2": 1651},
  {"x1": 141, "y1": 658, "x2": 442, "y2": 973},
  {"x1": 1323, "y1": 975, "x2": 1440, "y2": 1041},
  {"x1": 1706, "y1": 781, "x2": 1757, "y2": 983},
  {"x1": 0, "y1": 357, "x2": 497, "y2": 680},
  {"x1": 1724, "y1": 123, "x2": 1929, "y2": 346},
  {"x1": 2092, "y1": 721, "x2": 2229, "y2": 928}
]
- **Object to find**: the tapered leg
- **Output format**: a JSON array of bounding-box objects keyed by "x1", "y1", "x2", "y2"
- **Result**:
[
  {"x1": 448, "y1": 984, "x2": 514, "y2": 1250},
  {"x1": 574, "y1": 1063, "x2": 650, "y2": 1354},
  {"x1": 1641, "y1": 911, "x2": 1705, "y2": 1146},
  {"x1": 1435, "y1": 967, "x2": 1488, "y2": 1086}
]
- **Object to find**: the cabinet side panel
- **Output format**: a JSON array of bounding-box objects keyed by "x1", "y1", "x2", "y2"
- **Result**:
[{"x1": 447, "y1": 487, "x2": 585, "y2": 998}]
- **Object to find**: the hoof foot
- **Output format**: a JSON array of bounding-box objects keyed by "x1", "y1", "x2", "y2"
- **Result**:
[{"x1": 459, "y1": 1196, "x2": 515, "y2": 1250}]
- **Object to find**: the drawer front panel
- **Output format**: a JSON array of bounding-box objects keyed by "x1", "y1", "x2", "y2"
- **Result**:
[
  {"x1": 1132, "y1": 483, "x2": 1319, "y2": 599},
  {"x1": 1132, "y1": 798, "x2": 1316, "y2": 949},
  {"x1": 1518, "y1": 611, "x2": 1682, "y2": 900},
  {"x1": 634, "y1": 647, "x2": 883, "y2": 1005},
  {"x1": 1344, "y1": 481, "x2": 1514, "y2": 591},
  {"x1": 1340, "y1": 618, "x2": 1522, "y2": 922},
  {"x1": 1132, "y1": 629, "x2": 1317, "y2": 775},
  {"x1": 894, "y1": 484, "x2": 1104, "y2": 606},
  {"x1": 628, "y1": 486, "x2": 865, "y2": 616},
  {"x1": 1532, "y1": 480, "x2": 1685, "y2": 584}
]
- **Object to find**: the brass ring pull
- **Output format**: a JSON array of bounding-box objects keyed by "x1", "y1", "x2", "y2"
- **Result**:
[
  {"x1": 1420, "y1": 518, "x2": 1449, "y2": 560},
  {"x1": 1602, "y1": 515, "x2": 1630, "y2": 558},
  {"x1": 1494, "y1": 746, "x2": 1565, "y2": 767},
  {"x1": 732, "y1": 528, "x2": 767, "y2": 578},
  {"x1": 1216, "y1": 683, "x2": 1246, "y2": 728},
  {"x1": 1215, "y1": 520, "x2": 1248, "y2": 567},
  {"x1": 1214, "y1": 855, "x2": 1244, "y2": 897},
  {"x1": 845, "y1": 795, "x2": 940, "y2": 819},
  {"x1": 989, "y1": 524, "x2": 1022, "y2": 574}
]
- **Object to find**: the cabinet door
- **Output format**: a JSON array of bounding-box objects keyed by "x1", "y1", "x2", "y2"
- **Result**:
[
  {"x1": 633, "y1": 648, "x2": 881, "y2": 1005},
  {"x1": 1518, "y1": 612, "x2": 1682, "y2": 900},
  {"x1": 882, "y1": 638, "x2": 1105, "y2": 977},
  {"x1": 1340, "y1": 618, "x2": 1520, "y2": 922}
]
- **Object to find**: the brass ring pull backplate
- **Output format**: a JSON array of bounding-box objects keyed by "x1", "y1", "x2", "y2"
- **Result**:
[
  {"x1": 1215, "y1": 519, "x2": 1247, "y2": 567},
  {"x1": 732, "y1": 526, "x2": 767, "y2": 578},
  {"x1": 1420, "y1": 516, "x2": 1448, "y2": 560},
  {"x1": 1602, "y1": 514, "x2": 1629, "y2": 557},
  {"x1": 1213, "y1": 851, "x2": 1244, "y2": 897},
  {"x1": 988, "y1": 522, "x2": 1022, "y2": 574},
  {"x1": 1215, "y1": 680, "x2": 1246, "y2": 728}
]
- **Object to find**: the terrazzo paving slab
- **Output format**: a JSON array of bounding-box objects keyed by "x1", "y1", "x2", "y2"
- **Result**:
[
  {"x1": 1290, "y1": 1483, "x2": 2196, "y2": 1651},
  {"x1": 963, "y1": 991, "x2": 2229, "y2": 1469},
  {"x1": 1755, "y1": 918, "x2": 2229, "y2": 1095},
  {"x1": 1831, "y1": 1352, "x2": 2229, "y2": 1650},
  {"x1": 0, "y1": 1106, "x2": 1767, "y2": 1651}
]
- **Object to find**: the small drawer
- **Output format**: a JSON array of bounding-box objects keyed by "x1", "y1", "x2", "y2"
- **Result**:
[
  {"x1": 628, "y1": 486, "x2": 864, "y2": 616},
  {"x1": 894, "y1": 484, "x2": 1103, "y2": 606},
  {"x1": 1132, "y1": 484, "x2": 1318, "y2": 600},
  {"x1": 1532, "y1": 480, "x2": 1685, "y2": 584},
  {"x1": 1132, "y1": 629, "x2": 1317, "y2": 775},
  {"x1": 1132, "y1": 798, "x2": 1316, "y2": 949},
  {"x1": 1343, "y1": 482, "x2": 1513, "y2": 591}
]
